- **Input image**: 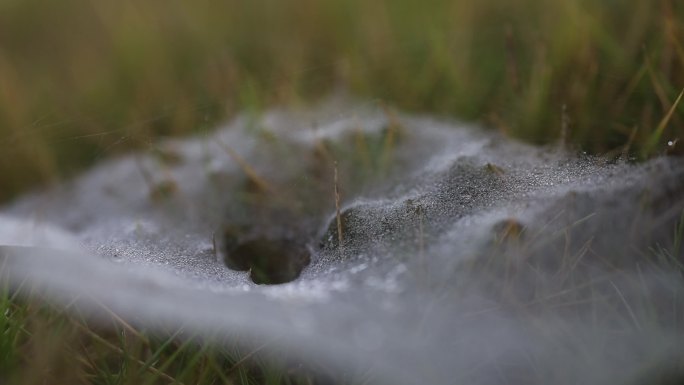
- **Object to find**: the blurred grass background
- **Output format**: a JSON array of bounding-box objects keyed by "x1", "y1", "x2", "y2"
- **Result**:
[{"x1": 0, "y1": 0, "x2": 682, "y2": 200}]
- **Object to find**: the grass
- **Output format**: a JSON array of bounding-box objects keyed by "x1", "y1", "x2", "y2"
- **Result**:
[
  {"x1": 0, "y1": 0, "x2": 683, "y2": 201},
  {"x1": 0, "y1": 284, "x2": 368, "y2": 385},
  {"x1": 0, "y1": 0, "x2": 683, "y2": 383}
]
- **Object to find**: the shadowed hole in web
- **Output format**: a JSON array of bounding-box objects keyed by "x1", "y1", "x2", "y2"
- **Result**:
[{"x1": 223, "y1": 238, "x2": 311, "y2": 285}]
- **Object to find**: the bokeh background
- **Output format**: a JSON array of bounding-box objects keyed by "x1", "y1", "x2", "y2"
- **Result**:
[{"x1": 0, "y1": 0, "x2": 682, "y2": 201}]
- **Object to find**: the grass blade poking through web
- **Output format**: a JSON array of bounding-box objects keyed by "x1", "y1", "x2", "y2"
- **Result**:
[
  {"x1": 334, "y1": 161, "x2": 343, "y2": 256},
  {"x1": 643, "y1": 87, "x2": 684, "y2": 158},
  {"x1": 216, "y1": 139, "x2": 273, "y2": 193}
]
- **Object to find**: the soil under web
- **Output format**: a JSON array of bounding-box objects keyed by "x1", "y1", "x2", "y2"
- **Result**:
[{"x1": 1, "y1": 100, "x2": 683, "y2": 385}]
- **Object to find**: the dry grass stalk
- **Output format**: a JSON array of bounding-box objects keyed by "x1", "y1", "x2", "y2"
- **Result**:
[
  {"x1": 379, "y1": 102, "x2": 401, "y2": 172},
  {"x1": 216, "y1": 139, "x2": 273, "y2": 192},
  {"x1": 334, "y1": 161, "x2": 343, "y2": 251}
]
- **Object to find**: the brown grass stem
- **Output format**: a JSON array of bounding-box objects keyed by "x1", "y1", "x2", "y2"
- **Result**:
[
  {"x1": 216, "y1": 139, "x2": 273, "y2": 192},
  {"x1": 334, "y1": 161, "x2": 343, "y2": 252}
]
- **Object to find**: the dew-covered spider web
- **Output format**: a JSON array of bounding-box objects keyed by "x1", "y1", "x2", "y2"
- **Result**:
[{"x1": 1, "y1": 98, "x2": 683, "y2": 385}]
